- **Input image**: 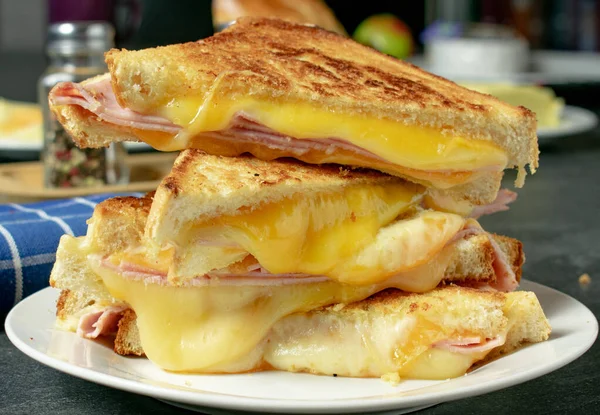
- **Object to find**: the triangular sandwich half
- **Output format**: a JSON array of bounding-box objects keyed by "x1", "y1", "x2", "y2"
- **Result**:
[{"x1": 48, "y1": 17, "x2": 538, "y2": 204}]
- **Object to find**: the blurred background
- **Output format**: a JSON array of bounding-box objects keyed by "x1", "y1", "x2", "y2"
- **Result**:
[
  {"x1": 2, "y1": 1, "x2": 600, "y2": 98},
  {"x1": 1, "y1": 0, "x2": 600, "y2": 198}
]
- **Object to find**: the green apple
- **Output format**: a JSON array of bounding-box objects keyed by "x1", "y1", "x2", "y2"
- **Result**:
[{"x1": 353, "y1": 14, "x2": 414, "y2": 59}]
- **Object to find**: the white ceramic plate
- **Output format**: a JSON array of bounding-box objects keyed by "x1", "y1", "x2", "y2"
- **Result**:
[
  {"x1": 0, "y1": 139, "x2": 151, "y2": 161},
  {"x1": 5, "y1": 281, "x2": 598, "y2": 414},
  {"x1": 409, "y1": 51, "x2": 600, "y2": 84},
  {"x1": 0, "y1": 138, "x2": 149, "y2": 152},
  {"x1": 538, "y1": 106, "x2": 598, "y2": 140}
]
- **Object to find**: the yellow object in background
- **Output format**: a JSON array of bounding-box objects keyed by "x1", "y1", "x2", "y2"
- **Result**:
[
  {"x1": 0, "y1": 98, "x2": 42, "y2": 141},
  {"x1": 461, "y1": 84, "x2": 564, "y2": 128},
  {"x1": 211, "y1": 0, "x2": 346, "y2": 35},
  {"x1": 353, "y1": 14, "x2": 414, "y2": 59}
]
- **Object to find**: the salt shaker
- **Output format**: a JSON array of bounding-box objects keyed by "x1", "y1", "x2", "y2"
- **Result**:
[{"x1": 39, "y1": 22, "x2": 128, "y2": 188}]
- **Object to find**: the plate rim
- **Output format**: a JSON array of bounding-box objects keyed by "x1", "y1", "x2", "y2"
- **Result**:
[
  {"x1": 408, "y1": 50, "x2": 600, "y2": 84},
  {"x1": 1, "y1": 106, "x2": 597, "y2": 154},
  {"x1": 5, "y1": 280, "x2": 598, "y2": 414},
  {"x1": 0, "y1": 139, "x2": 150, "y2": 152},
  {"x1": 538, "y1": 106, "x2": 598, "y2": 139}
]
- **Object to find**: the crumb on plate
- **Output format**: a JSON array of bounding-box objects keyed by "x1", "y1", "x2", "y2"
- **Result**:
[
  {"x1": 381, "y1": 372, "x2": 401, "y2": 386},
  {"x1": 579, "y1": 273, "x2": 591, "y2": 286}
]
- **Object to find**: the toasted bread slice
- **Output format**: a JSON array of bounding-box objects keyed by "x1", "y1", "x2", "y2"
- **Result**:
[
  {"x1": 56, "y1": 285, "x2": 549, "y2": 378},
  {"x1": 143, "y1": 151, "x2": 520, "y2": 284},
  {"x1": 114, "y1": 309, "x2": 144, "y2": 356},
  {"x1": 146, "y1": 150, "x2": 421, "y2": 242},
  {"x1": 145, "y1": 150, "x2": 488, "y2": 244}
]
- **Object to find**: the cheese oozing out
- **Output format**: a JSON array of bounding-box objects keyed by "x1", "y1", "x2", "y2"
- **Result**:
[
  {"x1": 76, "y1": 185, "x2": 502, "y2": 376},
  {"x1": 90, "y1": 255, "x2": 497, "y2": 376},
  {"x1": 263, "y1": 314, "x2": 490, "y2": 379},
  {"x1": 137, "y1": 95, "x2": 508, "y2": 176},
  {"x1": 148, "y1": 183, "x2": 465, "y2": 285}
]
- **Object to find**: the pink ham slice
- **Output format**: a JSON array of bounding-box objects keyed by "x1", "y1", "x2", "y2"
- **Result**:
[
  {"x1": 76, "y1": 305, "x2": 127, "y2": 339},
  {"x1": 470, "y1": 189, "x2": 518, "y2": 219},
  {"x1": 202, "y1": 114, "x2": 393, "y2": 163},
  {"x1": 99, "y1": 257, "x2": 330, "y2": 286},
  {"x1": 448, "y1": 221, "x2": 518, "y2": 292},
  {"x1": 433, "y1": 335, "x2": 506, "y2": 354},
  {"x1": 485, "y1": 236, "x2": 519, "y2": 292},
  {"x1": 50, "y1": 77, "x2": 180, "y2": 134}
]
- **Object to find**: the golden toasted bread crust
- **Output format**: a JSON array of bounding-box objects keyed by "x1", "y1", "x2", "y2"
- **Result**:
[
  {"x1": 147, "y1": 150, "x2": 425, "y2": 240},
  {"x1": 114, "y1": 309, "x2": 144, "y2": 356},
  {"x1": 162, "y1": 149, "x2": 401, "y2": 198},
  {"x1": 445, "y1": 233, "x2": 523, "y2": 285},
  {"x1": 105, "y1": 17, "x2": 537, "y2": 177},
  {"x1": 176, "y1": 131, "x2": 499, "y2": 201},
  {"x1": 321, "y1": 285, "x2": 505, "y2": 313},
  {"x1": 55, "y1": 289, "x2": 71, "y2": 319},
  {"x1": 87, "y1": 194, "x2": 153, "y2": 254}
]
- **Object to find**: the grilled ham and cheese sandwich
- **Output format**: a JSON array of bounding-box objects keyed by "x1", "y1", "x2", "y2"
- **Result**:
[
  {"x1": 48, "y1": 17, "x2": 539, "y2": 204},
  {"x1": 46, "y1": 17, "x2": 548, "y2": 381},
  {"x1": 49, "y1": 151, "x2": 530, "y2": 374}
]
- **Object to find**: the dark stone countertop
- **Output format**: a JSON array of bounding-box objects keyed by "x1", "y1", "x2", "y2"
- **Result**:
[{"x1": 1, "y1": 52, "x2": 599, "y2": 414}]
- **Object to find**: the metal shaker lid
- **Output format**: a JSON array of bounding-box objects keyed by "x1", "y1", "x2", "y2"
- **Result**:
[{"x1": 46, "y1": 21, "x2": 115, "y2": 56}]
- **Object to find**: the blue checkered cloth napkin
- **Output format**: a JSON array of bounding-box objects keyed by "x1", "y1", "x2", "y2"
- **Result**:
[{"x1": 0, "y1": 194, "x2": 141, "y2": 316}]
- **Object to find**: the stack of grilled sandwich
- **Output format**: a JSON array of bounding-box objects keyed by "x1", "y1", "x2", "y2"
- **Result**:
[{"x1": 47, "y1": 18, "x2": 550, "y2": 379}]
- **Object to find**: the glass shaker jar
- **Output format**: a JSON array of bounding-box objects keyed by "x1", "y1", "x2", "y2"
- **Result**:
[{"x1": 39, "y1": 22, "x2": 128, "y2": 188}]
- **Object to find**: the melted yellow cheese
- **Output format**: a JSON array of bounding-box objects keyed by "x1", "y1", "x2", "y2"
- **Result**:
[
  {"x1": 399, "y1": 348, "x2": 485, "y2": 379},
  {"x1": 91, "y1": 260, "x2": 495, "y2": 377},
  {"x1": 159, "y1": 183, "x2": 465, "y2": 285},
  {"x1": 183, "y1": 182, "x2": 427, "y2": 282},
  {"x1": 151, "y1": 97, "x2": 508, "y2": 173},
  {"x1": 265, "y1": 314, "x2": 488, "y2": 379},
  {"x1": 94, "y1": 265, "x2": 387, "y2": 371},
  {"x1": 89, "y1": 243, "x2": 466, "y2": 372},
  {"x1": 423, "y1": 193, "x2": 475, "y2": 217}
]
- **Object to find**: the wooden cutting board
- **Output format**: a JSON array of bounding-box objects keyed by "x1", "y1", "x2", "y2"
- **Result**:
[{"x1": 0, "y1": 152, "x2": 177, "y2": 203}]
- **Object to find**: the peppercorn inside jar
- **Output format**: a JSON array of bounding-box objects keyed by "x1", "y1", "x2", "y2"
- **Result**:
[{"x1": 44, "y1": 127, "x2": 127, "y2": 187}]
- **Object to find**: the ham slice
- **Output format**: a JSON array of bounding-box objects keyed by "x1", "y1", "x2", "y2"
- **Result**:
[
  {"x1": 202, "y1": 114, "x2": 391, "y2": 162},
  {"x1": 50, "y1": 77, "x2": 180, "y2": 134},
  {"x1": 76, "y1": 306, "x2": 127, "y2": 339},
  {"x1": 448, "y1": 221, "x2": 519, "y2": 292},
  {"x1": 486, "y1": 236, "x2": 519, "y2": 292},
  {"x1": 98, "y1": 257, "x2": 330, "y2": 286},
  {"x1": 470, "y1": 189, "x2": 518, "y2": 219},
  {"x1": 433, "y1": 335, "x2": 506, "y2": 354}
]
